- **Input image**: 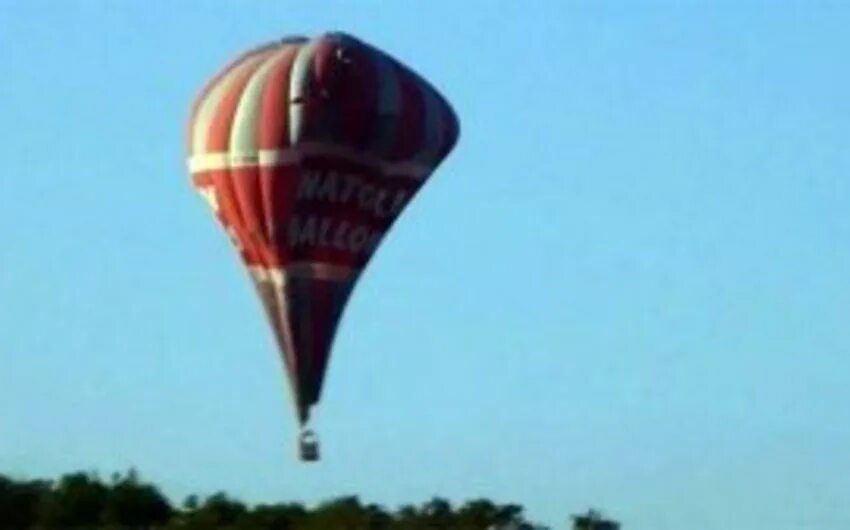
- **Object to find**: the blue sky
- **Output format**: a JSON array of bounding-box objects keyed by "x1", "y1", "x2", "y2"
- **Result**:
[{"x1": 1, "y1": 2, "x2": 849, "y2": 529}]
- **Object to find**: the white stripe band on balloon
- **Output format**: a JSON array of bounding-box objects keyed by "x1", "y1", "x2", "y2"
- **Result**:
[
  {"x1": 248, "y1": 263, "x2": 358, "y2": 284},
  {"x1": 187, "y1": 144, "x2": 431, "y2": 180}
]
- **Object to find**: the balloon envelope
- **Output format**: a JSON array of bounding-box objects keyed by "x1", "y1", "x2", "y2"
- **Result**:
[{"x1": 186, "y1": 32, "x2": 459, "y2": 426}]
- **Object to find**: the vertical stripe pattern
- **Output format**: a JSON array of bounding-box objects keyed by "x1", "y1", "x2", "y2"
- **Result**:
[{"x1": 186, "y1": 32, "x2": 460, "y2": 426}]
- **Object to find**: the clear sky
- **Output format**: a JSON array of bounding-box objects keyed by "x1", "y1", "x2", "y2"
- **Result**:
[{"x1": 1, "y1": 2, "x2": 849, "y2": 529}]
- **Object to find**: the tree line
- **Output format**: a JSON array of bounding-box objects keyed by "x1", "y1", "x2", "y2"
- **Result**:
[{"x1": 0, "y1": 469, "x2": 552, "y2": 529}]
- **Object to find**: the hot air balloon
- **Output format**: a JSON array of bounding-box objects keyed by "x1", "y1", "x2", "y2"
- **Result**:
[{"x1": 185, "y1": 32, "x2": 459, "y2": 461}]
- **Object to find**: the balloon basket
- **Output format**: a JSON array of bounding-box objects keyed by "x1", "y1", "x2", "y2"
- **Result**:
[{"x1": 298, "y1": 429, "x2": 320, "y2": 462}]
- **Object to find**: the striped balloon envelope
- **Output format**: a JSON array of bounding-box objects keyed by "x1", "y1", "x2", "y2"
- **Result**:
[{"x1": 186, "y1": 32, "x2": 459, "y2": 460}]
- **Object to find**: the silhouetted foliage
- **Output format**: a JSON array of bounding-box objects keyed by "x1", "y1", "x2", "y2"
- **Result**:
[
  {"x1": 0, "y1": 470, "x2": 555, "y2": 529},
  {"x1": 571, "y1": 509, "x2": 620, "y2": 530},
  {"x1": 0, "y1": 475, "x2": 49, "y2": 530},
  {"x1": 39, "y1": 471, "x2": 109, "y2": 528},
  {"x1": 102, "y1": 469, "x2": 173, "y2": 529}
]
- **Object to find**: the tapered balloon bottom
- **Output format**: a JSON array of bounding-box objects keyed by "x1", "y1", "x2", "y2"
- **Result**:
[{"x1": 298, "y1": 429, "x2": 320, "y2": 462}]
